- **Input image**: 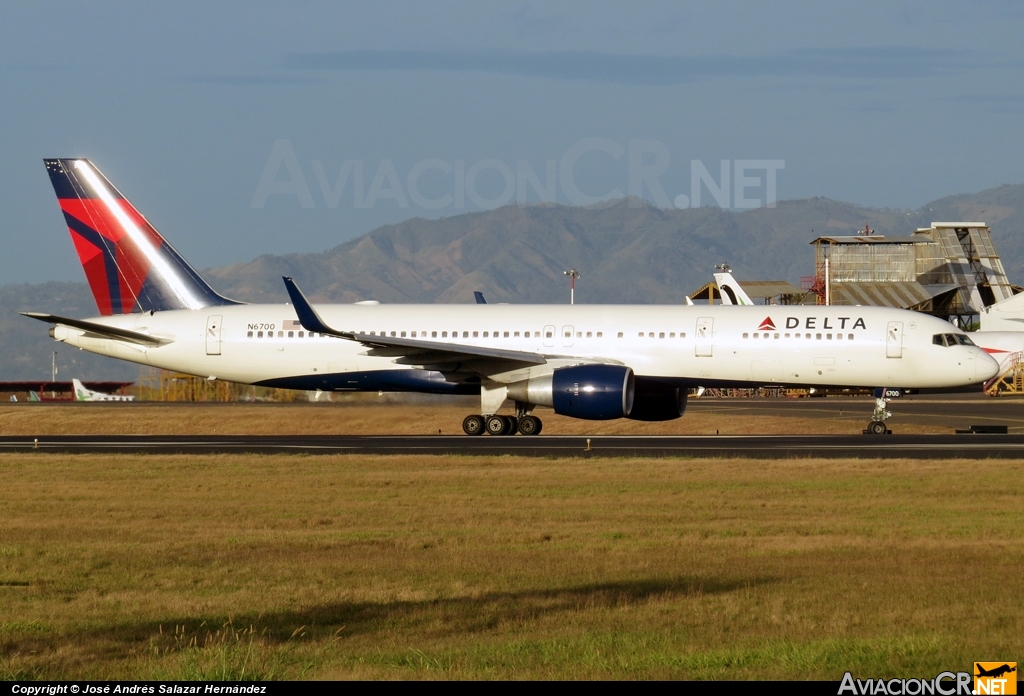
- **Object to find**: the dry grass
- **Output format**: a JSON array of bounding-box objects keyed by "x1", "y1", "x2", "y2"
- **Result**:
[
  {"x1": 1, "y1": 452, "x2": 1022, "y2": 680},
  {"x1": 0, "y1": 400, "x2": 950, "y2": 436}
]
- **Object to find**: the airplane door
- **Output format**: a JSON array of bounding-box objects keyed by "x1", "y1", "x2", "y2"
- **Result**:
[
  {"x1": 543, "y1": 325, "x2": 555, "y2": 347},
  {"x1": 695, "y1": 317, "x2": 713, "y2": 357},
  {"x1": 886, "y1": 321, "x2": 903, "y2": 358},
  {"x1": 206, "y1": 315, "x2": 223, "y2": 356},
  {"x1": 561, "y1": 325, "x2": 574, "y2": 347}
]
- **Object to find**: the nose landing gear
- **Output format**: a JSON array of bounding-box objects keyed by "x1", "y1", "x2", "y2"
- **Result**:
[{"x1": 865, "y1": 394, "x2": 892, "y2": 435}]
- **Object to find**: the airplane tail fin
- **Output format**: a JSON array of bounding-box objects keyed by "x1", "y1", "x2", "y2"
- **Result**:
[
  {"x1": 713, "y1": 271, "x2": 754, "y2": 306},
  {"x1": 72, "y1": 378, "x2": 89, "y2": 401},
  {"x1": 44, "y1": 159, "x2": 238, "y2": 315}
]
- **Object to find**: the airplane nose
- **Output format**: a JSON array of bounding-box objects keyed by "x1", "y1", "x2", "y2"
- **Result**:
[{"x1": 977, "y1": 350, "x2": 1000, "y2": 382}]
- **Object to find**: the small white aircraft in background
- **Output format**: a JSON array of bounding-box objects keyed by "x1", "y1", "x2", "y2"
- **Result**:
[{"x1": 72, "y1": 378, "x2": 136, "y2": 402}]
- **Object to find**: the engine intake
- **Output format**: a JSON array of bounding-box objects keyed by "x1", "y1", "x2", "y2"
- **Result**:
[{"x1": 507, "y1": 364, "x2": 635, "y2": 420}]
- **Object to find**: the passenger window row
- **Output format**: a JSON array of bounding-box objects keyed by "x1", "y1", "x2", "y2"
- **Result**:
[
  {"x1": 247, "y1": 330, "x2": 319, "y2": 339},
  {"x1": 245, "y1": 329, "x2": 615, "y2": 340},
  {"x1": 245, "y1": 328, "x2": 706, "y2": 341},
  {"x1": 743, "y1": 332, "x2": 855, "y2": 340}
]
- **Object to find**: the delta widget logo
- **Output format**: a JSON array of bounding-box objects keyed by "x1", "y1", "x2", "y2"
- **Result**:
[{"x1": 758, "y1": 317, "x2": 776, "y2": 331}]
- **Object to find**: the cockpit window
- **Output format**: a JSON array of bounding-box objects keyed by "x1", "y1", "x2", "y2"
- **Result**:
[{"x1": 933, "y1": 333, "x2": 976, "y2": 347}]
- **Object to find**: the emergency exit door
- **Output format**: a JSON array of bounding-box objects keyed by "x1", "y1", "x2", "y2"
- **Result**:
[
  {"x1": 886, "y1": 321, "x2": 903, "y2": 358},
  {"x1": 695, "y1": 317, "x2": 714, "y2": 357},
  {"x1": 206, "y1": 315, "x2": 223, "y2": 355}
]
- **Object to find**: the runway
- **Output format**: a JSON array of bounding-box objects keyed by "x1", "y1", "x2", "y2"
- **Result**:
[
  {"x1": 4, "y1": 433, "x2": 1024, "y2": 458},
  {"x1": 685, "y1": 392, "x2": 1024, "y2": 431}
]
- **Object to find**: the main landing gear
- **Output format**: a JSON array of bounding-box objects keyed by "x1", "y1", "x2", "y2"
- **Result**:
[
  {"x1": 865, "y1": 394, "x2": 892, "y2": 435},
  {"x1": 462, "y1": 413, "x2": 543, "y2": 436}
]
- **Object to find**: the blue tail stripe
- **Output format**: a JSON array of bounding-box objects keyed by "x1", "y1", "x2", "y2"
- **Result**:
[{"x1": 63, "y1": 211, "x2": 125, "y2": 314}]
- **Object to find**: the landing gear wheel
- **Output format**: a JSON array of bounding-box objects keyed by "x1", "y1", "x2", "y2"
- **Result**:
[
  {"x1": 518, "y1": 415, "x2": 542, "y2": 436},
  {"x1": 503, "y1": 416, "x2": 518, "y2": 435},
  {"x1": 463, "y1": 415, "x2": 485, "y2": 436},
  {"x1": 486, "y1": 415, "x2": 509, "y2": 436},
  {"x1": 867, "y1": 420, "x2": 887, "y2": 435}
]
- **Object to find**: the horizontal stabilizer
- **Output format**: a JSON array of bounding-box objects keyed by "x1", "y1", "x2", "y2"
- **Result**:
[{"x1": 21, "y1": 312, "x2": 172, "y2": 346}]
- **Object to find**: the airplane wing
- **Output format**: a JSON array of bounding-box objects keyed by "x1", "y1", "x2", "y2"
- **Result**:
[
  {"x1": 21, "y1": 312, "x2": 172, "y2": 346},
  {"x1": 282, "y1": 277, "x2": 617, "y2": 378},
  {"x1": 341, "y1": 331, "x2": 548, "y2": 366}
]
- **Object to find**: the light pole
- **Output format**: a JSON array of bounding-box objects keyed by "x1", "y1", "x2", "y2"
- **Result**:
[
  {"x1": 823, "y1": 245, "x2": 831, "y2": 306},
  {"x1": 51, "y1": 351, "x2": 58, "y2": 399},
  {"x1": 563, "y1": 269, "x2": 580, "y2": 304}
]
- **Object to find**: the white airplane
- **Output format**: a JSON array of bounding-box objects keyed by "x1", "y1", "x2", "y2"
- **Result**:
[
  {"x1": 72, "y1": 378, "x2": 136, "y2": 402},
  {"x1": 980, "y1": 291, "x2": 1024, "y2": 333},
  {"x1": 23, "y1": 159, "x2": 998, "y2": 435},
  {"x1": 968, "y1": 292, "x2": 1024, "y2": 381},
  {"x1": 712, "y1": 266, "x2": 755, "y2": 306}
]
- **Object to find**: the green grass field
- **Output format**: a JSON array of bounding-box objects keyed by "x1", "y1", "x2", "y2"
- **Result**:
[{"x1": 1, "y1": 452, "x2": 1021, "y2": 679}]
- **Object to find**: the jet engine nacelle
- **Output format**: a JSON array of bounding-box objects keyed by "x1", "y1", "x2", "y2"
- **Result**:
[
  {"x1": 628, "y1": 379, "x2": 687, "y2": 421},
  {"x1": 507, "y1": 364, "x2": 635, "y2": 420}
]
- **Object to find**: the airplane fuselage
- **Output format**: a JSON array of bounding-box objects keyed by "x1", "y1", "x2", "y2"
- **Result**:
[{"x1": 52, "y1": 303, "x2": 993, "y2": 393}]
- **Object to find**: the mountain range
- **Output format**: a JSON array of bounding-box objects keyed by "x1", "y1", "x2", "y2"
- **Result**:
[{"x1": 4, "y1": 183, "x2": 1024, "y2": 381}]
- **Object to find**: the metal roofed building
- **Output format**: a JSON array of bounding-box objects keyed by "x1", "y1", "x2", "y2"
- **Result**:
[{"x1": 808, "y1": 223, "x2": 1015, "y2": 327}]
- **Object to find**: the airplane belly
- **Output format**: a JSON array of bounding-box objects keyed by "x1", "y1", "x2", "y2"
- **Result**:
[{"x1": 750, "y1": 358, "x2": 784, "y2": 382}]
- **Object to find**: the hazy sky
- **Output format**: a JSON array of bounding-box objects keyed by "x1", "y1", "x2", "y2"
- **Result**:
[{"x1": 3, "y1": 1, "x2": 1024, "y2": 284}]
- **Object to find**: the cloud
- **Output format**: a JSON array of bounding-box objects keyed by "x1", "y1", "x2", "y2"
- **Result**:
[{"x1": 281, "y1": 47, "x2": 984, "y2": 85}]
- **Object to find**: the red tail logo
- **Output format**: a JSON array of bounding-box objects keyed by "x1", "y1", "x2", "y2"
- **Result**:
[
  {"x1": 44, "y1": 159, "x2": 234, "y2": 315},
  {"x1": 758, "y1": 317, "x2": 776, "y2": 331}
]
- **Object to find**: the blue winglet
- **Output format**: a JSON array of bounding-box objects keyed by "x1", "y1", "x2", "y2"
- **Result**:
[
  {"x1": 474, "y1": 291, "x2": 487, "y2": 304},
  {"x1": 282, "y1": 277, "x2": 344, "y2": 337}
]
